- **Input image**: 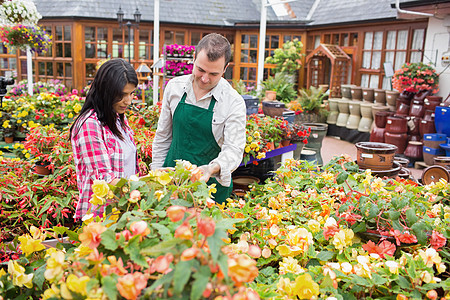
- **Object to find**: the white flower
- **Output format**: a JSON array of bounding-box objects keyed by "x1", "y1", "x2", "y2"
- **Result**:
[{"x1": 0, "y1": 0, "x2": 42, "y2": 26}]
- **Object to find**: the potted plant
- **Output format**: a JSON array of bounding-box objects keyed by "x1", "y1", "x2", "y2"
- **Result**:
[
  {"x1": 260, "y1": 73, "x2": 297, "y2": 103},
  {"x1": 392, "y1": 62, "x2": 439, "y2": 94},
  {"x1": 0, "y1": 24, "x2": 52, "y2": 54},
  {"x1": 294, "y1": 86, "x2": 329, "y2": 124},
  {"x1": 265, "y1": 38, "x2": 304, "y2": 80},
  {"x1": 1, "y1": 113, "x2": 16, "y2": 143}
]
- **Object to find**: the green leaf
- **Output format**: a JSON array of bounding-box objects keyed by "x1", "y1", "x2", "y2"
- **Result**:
[
  {"x1": 101, "y1": 229, "x2": 119, "y2": 251},
  {"x1": 389, "y1": 210, "x2": 400, "y2": 221},
  {"x1": 316, "y1": 250, "x2": 335, "y2": 262},
  {"x1": 352, "y1": 221, "x2": 366, "y2": 233},
  {"x1": 371, "y1": 273, "x2": 387, "y2": 285},
  {"x1": 336, "y1": 171, "x2": 348, "y2": 185},
  {"x1": 392, "y1": 219, "x2": 403, "y2": 232},
  {"x1": 411, "y1": 222, "x2": 427, "y2": 245},
  {"x1": 190, "y1": 266, "x2": 211, "y2": 300},
  {"x1": 215, "y1": 218, "x2": 245, "y2": 230},
  {"x1": 141, "y1": 238, "x2": 180, "y2": 256},
  {"x1": 124, "y1": 236, "x2": 147, "y2": 267},
  {"x1": 367, "y1": 204, "x2": 379, "y2": 219},
  {"x1": 32, "y1": 264, "x2": 46, "y2": 289},
  {"x1": 406, "y1": 208, "x2": 418, "y2": 225},
  {"x1": 217, "y1": 252, "x2": 229, "y2": 280},
  {"x1": 207, "y1": 228, "x2": 226, "y2": 262},
  {"x1": 151, "y1": 223, "x2": 171, "y2": 236},
  {"x1": 148, "y1": 270, "x2": 174, "y2": 291},
  {"x1": 173, "y1": 259, "x2": 194, "y2": 295},
  {"x1": 102, "y1": 276, "x2": 118, "y2": 300}
]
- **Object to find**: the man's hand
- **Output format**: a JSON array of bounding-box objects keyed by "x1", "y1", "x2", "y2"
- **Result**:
[{"x1": 197, "y1": 163, "x2": 220, "y2": 182}]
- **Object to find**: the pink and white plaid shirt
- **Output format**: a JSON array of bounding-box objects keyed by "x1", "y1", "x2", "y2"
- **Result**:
[{"x1": 71, "y1": 110, "x2": 136, "y2": 220}]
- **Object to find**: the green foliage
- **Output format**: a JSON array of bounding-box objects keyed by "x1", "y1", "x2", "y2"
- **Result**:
[
  {"x1": 265, "y1": 39, "x2": 304, "y2": 75},
  {"x1": 260, "y1": 73, "x2": 297, "y2": 103}
]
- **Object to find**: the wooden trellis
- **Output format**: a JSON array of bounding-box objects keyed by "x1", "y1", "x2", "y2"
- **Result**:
[{"x1": 306, "y1": 44, "x2": 350, "y2": 98}]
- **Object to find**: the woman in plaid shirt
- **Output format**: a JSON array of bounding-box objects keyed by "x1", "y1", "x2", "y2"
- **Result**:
[{"x1": 70, "y1": 58, "x2": 139, "y2": 220}]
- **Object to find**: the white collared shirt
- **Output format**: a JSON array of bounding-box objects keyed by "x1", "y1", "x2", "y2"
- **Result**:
[{"x1": 151, "y1": 74, "x2": 246, "y2": 186}]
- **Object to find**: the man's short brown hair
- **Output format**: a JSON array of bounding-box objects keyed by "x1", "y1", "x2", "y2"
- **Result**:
[{"x1": 195, "y1": 33, "x2": 231, "y2": 67}]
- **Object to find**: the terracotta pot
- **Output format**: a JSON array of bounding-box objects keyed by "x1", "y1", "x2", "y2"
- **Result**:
[
  {"x1": 281, "y1": 139, "x2": 291, "y2": 147},
  {"x1": 406, "y1": 116, "x2": 420, "y2": 135},
  {"x1": 385, "y1": 91, "x2": 400, "y2": 106},
  {"x1": 384, "y1": 132, "x2": 408, "y2": 154},
  {"x1": 4, "y1": 136, "x2": 13, "y2": 143},
  {"x1": 355, "y1": 142, "x2": 397, "y2": 170},
  {"x1": 232, "y1": 176, "x2": 260, "y2": 192},
  {"x1": 374, "y1": 89, "x2": 386, "y2": 104},
  {"x1": 351, "y1": 86, "x2": 363, "y2": 100},
  {"x1": 374, "y1": 111, "x2": 391, "y2": 128},
  {"x1": 385, "y1": 116, "x2": 408, "y2": 134},
  {"x1": 33, "y1": 162, "x2": 52, "y2": 176},
  {"x1": 398, "y1": 167, "x2": 412, "y2": 179},
  {"x1": 434, "y1": 156, "x2": 450, "y2": 169},
  {"x1": 421, "y1": 165, "x2": 450, "y2": 185},
  {"x1": 404, "y1": 141, "x2": 423, "y2": 162},
  {"x1": 369, "y1": 126, "x2": 385, "y2": 143},
  {"x1": 419, "y1": 119, "x2": 436, "y2": 137},
  {"x1": 365, "y1": 161, "x2": 402, "y2": 178},
  {"x1": 394, "y1": 157, "x2": 410, "y2": 168},
  {"x1": 362, "y1": 88, "x2": 374, "y2": 102},
  {"x1": 265, "y1": 90, "x2": 277, "y2": 100},
  {"x1": 408, "y1": 101, "x2": 425, "y2": 118}
]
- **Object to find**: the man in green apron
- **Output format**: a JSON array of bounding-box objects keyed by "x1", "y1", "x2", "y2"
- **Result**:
[{"x1": 151, "y1": 33, "x2": 247, "y2": 204}]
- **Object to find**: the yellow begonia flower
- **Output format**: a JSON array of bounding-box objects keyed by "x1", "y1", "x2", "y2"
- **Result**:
[
  {"x1": 18, "y1": 234, "x2": 45, "y2": 256},
  {"x1": 68, "y1": 113, "x2": 73, "y2": 118},
  {"x1": 0, "y1": 268, "x2": 6, "y2": 277},
  {"x1": 42, "y1": 284, "x2": 60, "y2": 300},
  {"x1": 247, "y1": 136, "x2": 253, "y2": 142},
  {"x1": 256, "y1": 152, "x2": 266, "y2": 159},
  {"x1": 44, "y1": 251, "x2": 66, "y2": 282},
  {"x1": 74, "y1": 244, "x2": 93, "y2": 257},
  {"x1": 293, "y1": 273, "x2": 319, "y2": 299},
  {"x1": 60, "y1": 283, "x2": 73, "y2": 300},
  {"x1": 67, "y1": 274, "x2": 90, "y2": 295},
  {"x1": 156, "y1": 171, "x2": 172, "y2": 185},
  {"x1": 91, "y1": 180, "x2": 109, "y2": 198},
  {"x1": 8, "y1": 260, "x2": 33, "y2": 288},
  {"x1": 208, "y1": 184, "x2": 217, "y2": 197},
  {"x1": 332, "y1": 228, "x2": 354, "y2": 252},
  {"x1": 279, "y1": 257, "x2": 304, "y2": 275},
  {"x1": 245, "y1": 146, "x2": 251, "y2": 153},
  {"x1": 90, "y1": 194, "x2": 105, "y2": 206},
  {"x1": 253, "y1": 131, "x2": 260, "y2": 138}
]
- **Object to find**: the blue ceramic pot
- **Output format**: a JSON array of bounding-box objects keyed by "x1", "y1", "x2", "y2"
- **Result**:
[{"x1": 435, "y1": 106, "x2": 450, "y2": 136}]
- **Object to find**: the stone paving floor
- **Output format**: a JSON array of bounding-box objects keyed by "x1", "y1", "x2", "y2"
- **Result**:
[{"x1": 321, "y1": 136, "x2": 423, "y2": 181}]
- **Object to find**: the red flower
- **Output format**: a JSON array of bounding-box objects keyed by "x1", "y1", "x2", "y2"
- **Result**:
[
  {"x1": 430, "y1": 230, "x2": 446, "y2": 251},
  {"x1": 398, "y1": 232, "x2": 418, "y2": 244}
]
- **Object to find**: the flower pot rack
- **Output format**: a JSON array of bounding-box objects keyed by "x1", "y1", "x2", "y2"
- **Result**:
[{"x1": 306, "y1": 44, "x2": 351, "y2": 98}]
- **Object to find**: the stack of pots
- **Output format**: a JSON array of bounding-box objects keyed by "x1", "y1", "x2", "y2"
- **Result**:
[
  {"x1": 423, "y1": 133, "x2": 446, "y2": 166},
  {"x1": 370, "y1": 111, "x2": 393, "y2": 143},
  {"x1": 355, "y1": 142, "x2": 402, "y2": 178},
  {"x1": 302, "y1": 123, "x2": 328, "y2": 165},
  {"x1": 326, "y1": 98, "x2": 339, "y2": 125},
  {"x1": 351, "y1": 86, "x2": 374, "y2": 132},
  {"x1": 385, "y1": 115, "x2": 408, "y2": 154}
]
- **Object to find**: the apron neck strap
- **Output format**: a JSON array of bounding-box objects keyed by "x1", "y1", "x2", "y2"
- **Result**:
[
  {"x1": 208, "y1": 95, "x2": 217, "y2": 111},
  {"x1": 181, "y1": 92, "x2": 217, "y2": 111}
]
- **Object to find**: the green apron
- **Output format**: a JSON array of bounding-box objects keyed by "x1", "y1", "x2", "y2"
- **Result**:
[{"x1": 163, "y1": 92, "x2": 233, "y2": 204}]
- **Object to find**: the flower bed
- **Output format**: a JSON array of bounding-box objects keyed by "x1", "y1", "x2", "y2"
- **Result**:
[{"x1": 0, "y1": 157, "x2": 449, "y2": 299}]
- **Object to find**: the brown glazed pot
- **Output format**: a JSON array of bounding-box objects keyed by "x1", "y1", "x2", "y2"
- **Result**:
[
  {"x1": 424, "y1": 99, "x2": 441, "y2": 112},
  {"x1": 423, "y1": 110, "x2": 435, "y2": 122},
  {"x1": 394, "y1": 157, "x2": 410, "y2": 168},
  {"x1": 398, "y1": 90, "x2": 415, "y2": 102},
  {"x1": 413, "y1": 90, "x2": 432, "y2": 103},
  {"x1": 434, "y1": 156, "x2": 450, "y2": 169},
  {"x1": 355, "y1": 142, "x2": 397, "y2": 170},
  {"x1": 362, "y1": 88, "x2": 375, "y2": 102},
  {"x1": 385, "y1": 116, "x2": 408, "y2": 134},
  {"x1": 408, "y1": 101, "x2": 425, "y2": 118},
  {"x1": 404, "y1": 141, "x2": 424, "y2": 161},
  {"x1": 395, "y1": 102, "x2": 410, "y2": 116},
  {"x1": 421, "y1": 165, "x2": 450, "y2": 185},
  {"x1": 374, "y1": 111, "x2": 393, "y2": 128},
  {"x1": 351, "y1": 86, "x2": 363, "y2": 100},
  {"x1": 407, "y1": 116, "x2": 421, "y2": 135},
  {"x1": 370, "y1": 126, "x2": 386, "y2": 143},
  {"x1": 419, "y1": 119, "x2": 436, "y2": 137},
  {"x1": 384, "y1": 132, "x2": 408, "y2": 154}
]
